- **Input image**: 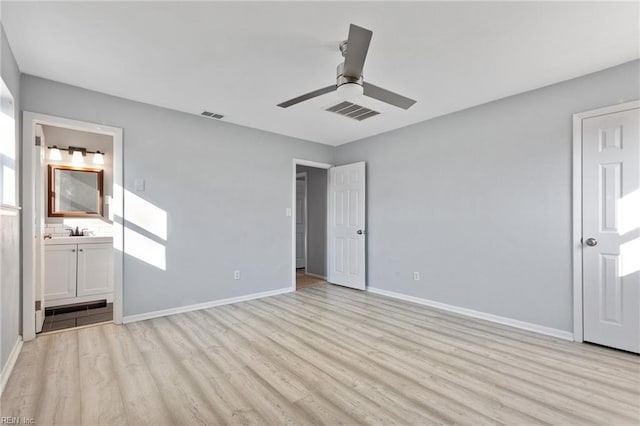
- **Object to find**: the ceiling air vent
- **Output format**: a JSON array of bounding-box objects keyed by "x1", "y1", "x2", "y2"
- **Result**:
[
  {"x1": 325, "y1": 101, "x2": 380, "y2": 121},
  {"x1": 201, "y1": 111, "x2": 224, "y2": 119}
]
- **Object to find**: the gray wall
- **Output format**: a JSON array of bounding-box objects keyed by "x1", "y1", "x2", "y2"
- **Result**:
[
  {"x1": 334, "y1": 59, "x2": 640, "y2": 333},
  {"x1": 297, "y1": 165, "x2": 327, "y2": 277},
  {"x1": 0, "y1": 23, "x2": 21, "y2": 370},
  {"x1": 21, "y1": 75, "x2": 333, "y2": 317}
]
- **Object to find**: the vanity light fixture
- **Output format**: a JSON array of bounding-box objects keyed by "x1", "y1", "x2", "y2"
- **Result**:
[
  {"x1": 49, "y1": 146, "x2": 62, "y2": 161},
  {"x1": 71, "y1": 150, "x2": 84, "y2": 163},
  {"x1": 93, "y1": 151, "x2": 104, "y2": 165},
  {"x1": 47, "y1": 145, "x2": 106, "y2": 165}
]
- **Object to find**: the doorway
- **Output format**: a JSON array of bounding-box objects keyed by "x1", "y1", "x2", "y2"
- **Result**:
[
  {"x1": 295, "y1": 165, "x2": 328, "y2": 290},
  {"x1": 573, "y1": 100, "x2": 640, "y2": 353},
  {"x1": 22, "y1": 112, "x2": 124, "y2": 341},
  {"x1": 291, "y1": 159, "x2": 367, "y2": 292}
]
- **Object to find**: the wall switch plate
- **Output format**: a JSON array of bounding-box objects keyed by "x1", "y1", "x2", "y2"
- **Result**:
[
  {"x1": 134, "y1": 178, "x2": 145, "y2": 192},
  {"x1": 286, "y1": 208, "x2": 292, "y2": 217},
  {"x1": 234, "y1": 270, "x2": 240, "y2": 280},
  {"x1": 413, "y1": 272, "x2": 420, "y2": 281}
]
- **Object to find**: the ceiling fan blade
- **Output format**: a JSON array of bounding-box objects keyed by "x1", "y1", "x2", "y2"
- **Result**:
[
  {"x1": 363, "y1": 82, "x2": 417, "y2": 110},
  {"x1": 277, "y1": 85, "x2": 337, "y2": 108},
  {"x1": 342, "y1": 24, "x2": 373, "y2": 79}
]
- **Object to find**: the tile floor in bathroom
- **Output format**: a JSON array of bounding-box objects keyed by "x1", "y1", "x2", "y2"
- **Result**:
[{"x1": 42, "y1": 301, "x2": 113, "y2": 332}]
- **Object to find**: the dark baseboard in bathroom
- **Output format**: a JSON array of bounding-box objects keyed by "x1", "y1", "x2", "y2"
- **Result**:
[
  {"x1": 45, "y1": 300, "x2": 107, "y2": 316},
  {"x1": 41, "y1": 301, "x2": 113, "y2": 333}
]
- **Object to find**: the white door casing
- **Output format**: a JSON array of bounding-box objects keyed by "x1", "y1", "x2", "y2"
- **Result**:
[
  {"x1": 327, "y1": 162, "x2": 366, "y2": 290},
  {"x1": 22, "y1": 112, "x2": 124, "y2": 340},
  {"x1": 296, "y1": 175, "x2": 306, "y2": 269},
  {"x1": 34, "y1": 125, "x2": 46, "y2": 333},
  {"x1": 582, "y1": 106, "x2": 640, "y2": 353}
]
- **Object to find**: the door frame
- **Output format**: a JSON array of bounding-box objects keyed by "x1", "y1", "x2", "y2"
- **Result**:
[
  {"x1": 571, "y1": 99, "x2": 640, "y2": 342},
  {"x1": 295, "y1": 171, "x2": 308, "y2": 270},
  {"x1": 22, "y1": 112, "x2": 124, "y2": 341},
  {"x1": 291, "y1": 159, "x2": 332, "y2": 291}
]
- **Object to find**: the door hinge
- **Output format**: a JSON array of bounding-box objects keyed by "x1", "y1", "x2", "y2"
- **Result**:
[
  {"x1": 35, "y1": 136, "x2": 41, "y2": 146},
  {"x1": 35, "y1": 300, "x2": 41, "y2": 311}
]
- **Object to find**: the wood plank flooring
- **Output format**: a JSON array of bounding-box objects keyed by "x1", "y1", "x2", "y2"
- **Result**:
[
  {"x1": 2, "y1": 284, "x2": 639, "y2": 425},
  {"x1": 296, "y1": 271, "x2": 326, "y2": 289}
]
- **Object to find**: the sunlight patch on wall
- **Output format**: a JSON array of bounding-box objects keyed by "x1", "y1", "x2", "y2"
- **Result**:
[
  {"x1": 124, "y1": 226, "x2": 166, "y2": 270},
  {"x1": 125, "y1": 189, "x2": 167, "y2": 240},
  {"x1": 620, "y1": 238, "x2": 640, "y2": 277},
  {"x1": 619, "y1": 189, "x2": 640, "y2": 236},
  {"x1": 113, "y1": 184, "x2": 167, "y2": 270}
]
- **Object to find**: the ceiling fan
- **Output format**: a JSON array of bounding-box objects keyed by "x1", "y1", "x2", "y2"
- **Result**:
[{"x1": 277, "y1": 24, "x2": 417, "y2": 110}]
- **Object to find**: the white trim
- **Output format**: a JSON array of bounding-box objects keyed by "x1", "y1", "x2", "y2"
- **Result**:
[
  {"x1": 0, "y1": 337, "x2": 23, "y2": 396},
  {"x1": 305, "y1": 272, "x2": 326, "y2": 280},
  {"x1": 291, "y1": 159, "x2": 332, "y2": 291},
  {"x1": 122, "y1": 287, "x2": 292, "y2": 323},
  {"x1": 571, "y1": 100, "x2": 640, "y2": 342},
  {"x1": 368, "y1": 287, "x2": 574, "y2": 341},
  {"x1": 22, "y1": 112, "x2": 125, "y2": 341}
]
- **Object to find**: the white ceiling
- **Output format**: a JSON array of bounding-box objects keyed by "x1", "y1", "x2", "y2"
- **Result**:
[{"x1": 2, "y1": 2, "x2": 639, "y2": 146}]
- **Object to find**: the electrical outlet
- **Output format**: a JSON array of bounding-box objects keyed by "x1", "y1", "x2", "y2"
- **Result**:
[
  {"x1": 234, "y1": 270, "x2": 240, "y2": 280},
  {"x1": 413, "y1": 272, "x2": 420, "y2": 281}
]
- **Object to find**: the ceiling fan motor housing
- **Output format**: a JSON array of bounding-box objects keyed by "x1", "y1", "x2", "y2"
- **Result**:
[{"x1": 336, "y1": 62, "x2": 363, "y2": 88}]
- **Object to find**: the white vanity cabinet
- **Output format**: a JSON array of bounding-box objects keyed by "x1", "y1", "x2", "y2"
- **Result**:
[
  {"x1": 44, "y1": 244, "x2": 78, "y2": 301},
  {"x1": 44, "y1": 237, "x2": 113, "y2": 307},
  {"x1": 77, "y1": 243, "x2": 114, "y2": 297}
]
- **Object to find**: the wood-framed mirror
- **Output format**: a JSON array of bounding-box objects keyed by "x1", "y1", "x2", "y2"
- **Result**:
[{"x1": 48, "y1": 165, "x2": 104, "y2": 217}]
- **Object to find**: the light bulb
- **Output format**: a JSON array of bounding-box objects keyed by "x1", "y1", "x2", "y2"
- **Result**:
[
  {"x1": 93, "y1": 151, "x2": 104, "y2": 165},
  {"x1": 71, "y1": 150, "x2": 84, "y2": 163},
  {"x1": 49, "y1": 147, "x2": 62, "y2": 161},
  {"x1": 336, "y1": 83, "x2": 364, "y2": 102}
]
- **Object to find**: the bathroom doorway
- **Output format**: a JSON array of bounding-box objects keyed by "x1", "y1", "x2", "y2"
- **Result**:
[{"x1": 22, "y1": 112, "x2": 124, "y2": 340}]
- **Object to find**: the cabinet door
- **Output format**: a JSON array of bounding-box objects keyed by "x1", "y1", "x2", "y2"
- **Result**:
[
  {"x1": 77, "y1": 243, "x2": 114, "y2": 297},
  {"x1": 44, "y1": 245, "x2": 77, "y2": 300}
]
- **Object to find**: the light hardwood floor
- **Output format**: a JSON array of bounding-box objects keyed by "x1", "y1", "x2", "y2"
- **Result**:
[
  {"x1": 296, "y1": 270, "x2": 326, "y2": 289},
  {"x1": 2, "y1": 284, "x2": 639, "y2": 425}
]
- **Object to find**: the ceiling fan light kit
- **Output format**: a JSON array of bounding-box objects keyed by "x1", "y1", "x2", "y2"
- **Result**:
[{"x1": 277, "y1": 24, "x2": 416, "y2": 112}]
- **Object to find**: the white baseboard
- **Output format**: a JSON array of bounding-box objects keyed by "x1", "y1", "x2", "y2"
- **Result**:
[
  {"x1": 123, "y1": 287, "x2": 293, "y2": 324},
  {"x1": 305, "y1": 272, "x2": 326, "y2": 280},
  {"x1": 1, "y1": 337, "x2": 23, "y2": 396},
  {"x1": 367, "y1": 287, "x2": 573, "y2": 341}
]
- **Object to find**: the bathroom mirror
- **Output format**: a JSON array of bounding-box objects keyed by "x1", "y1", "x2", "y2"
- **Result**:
[{"x1": 48, "y1": 165, "x2": 104, "y2": 217}]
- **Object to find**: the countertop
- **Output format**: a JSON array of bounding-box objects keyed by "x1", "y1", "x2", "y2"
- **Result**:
[{"x1": 44, "y1": 236, "x2": 114, "y2": 245}]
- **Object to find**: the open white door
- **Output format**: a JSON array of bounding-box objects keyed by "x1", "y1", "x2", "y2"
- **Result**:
[
  {"x1": 582, "y1": 106, "x2": 639, "y2": 353},
  {"x1": 327, "y1": 162, "x2": 366, "y2": 290},
  {"x1": 34, "y1": 124, "x2": 46, "y2": 333}
]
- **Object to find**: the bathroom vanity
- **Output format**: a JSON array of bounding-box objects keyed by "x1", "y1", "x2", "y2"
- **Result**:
[{"x1": 44, "y1": 236, "x2": 113, "y2": 307}]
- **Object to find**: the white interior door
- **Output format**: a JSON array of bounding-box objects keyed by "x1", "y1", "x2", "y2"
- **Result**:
[
  {"x1": 583, "y1": 107, "x2": 640, "y2": 353},
  {"x1": 296, "y1": 176, "x2": 306, "y2": 269},
  {"x1": 34, "y1": 124, "x2": 46, "y2": 333},
  {"x1": 328, "y1": 162, "x2": 366, "y2": 290}
]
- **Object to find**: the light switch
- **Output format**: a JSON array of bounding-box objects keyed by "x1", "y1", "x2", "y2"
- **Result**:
[
  {"x1": 286, "y1": 208, "x2": 292, "y2": 217},
  {"x1": 134, "y1": 178, "x2": 145, "y2": 192}
]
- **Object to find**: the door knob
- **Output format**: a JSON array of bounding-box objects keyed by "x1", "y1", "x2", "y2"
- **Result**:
[
  {"x1": 357, "y1": 229, "x2": 366, "y2": 235},
  {"x1": 585, "y1": 238, "x2": 598, "y2": 247}
]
